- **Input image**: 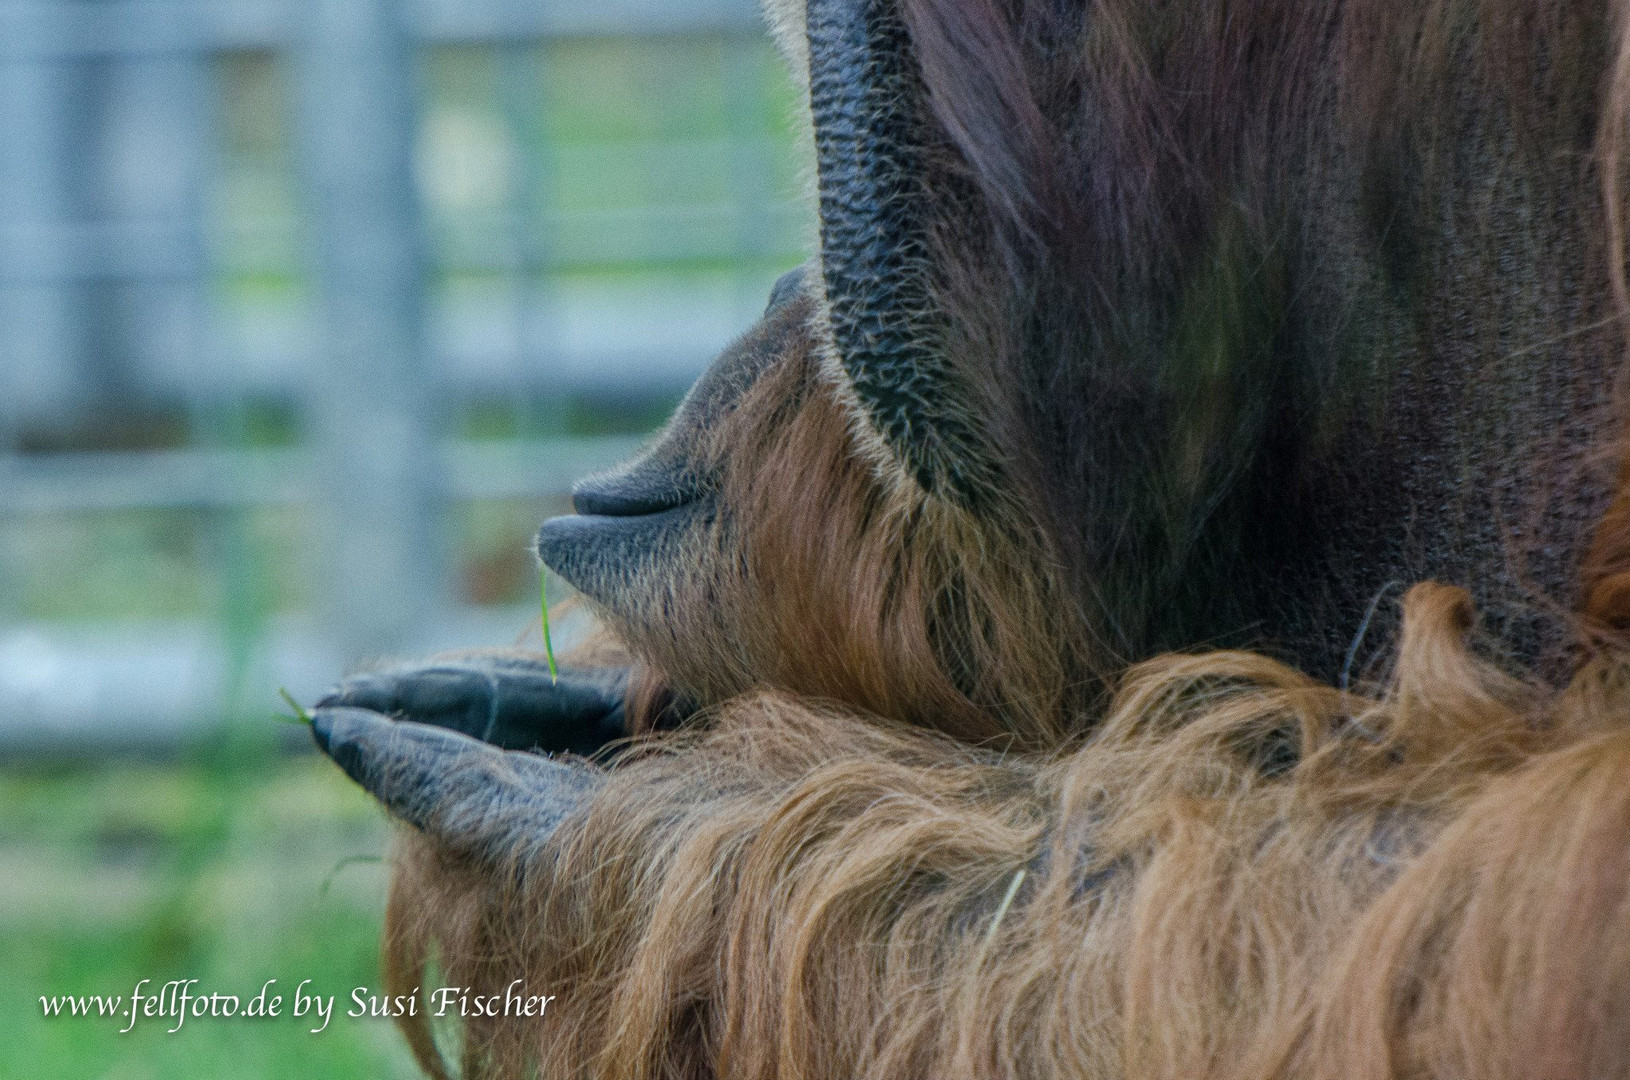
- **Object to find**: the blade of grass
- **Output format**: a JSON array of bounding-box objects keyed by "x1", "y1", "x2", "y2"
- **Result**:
[
  {"x1": 278, "y1": 687, "x2": 313, "y2": 725},
  {"x1": 541, "y1": 571, "x2": 559, "y2": 684}
]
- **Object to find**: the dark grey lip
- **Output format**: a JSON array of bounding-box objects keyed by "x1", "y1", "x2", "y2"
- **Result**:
[
  {"x1": 570, "y1": 483, "x2": 698, "y2": 517},
  {"x1": 534, "y1": 503, "x2": 701, "y2": 591}
]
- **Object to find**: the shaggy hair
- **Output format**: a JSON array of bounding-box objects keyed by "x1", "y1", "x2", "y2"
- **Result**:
[
  {"x1": 372, "y1": 0, "x2": 1630, "y2": 1076},
  {"x1": 387, "y1": 586, "x2": 1630, "y2": 1079}
]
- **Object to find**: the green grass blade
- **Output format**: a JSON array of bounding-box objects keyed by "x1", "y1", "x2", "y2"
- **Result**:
[
  {"x1": 541, "y1": 572, "x2": 559, "y2": 684},
  {"x1": 277, "y1": 687, "x2": 313, "y2": 726}
]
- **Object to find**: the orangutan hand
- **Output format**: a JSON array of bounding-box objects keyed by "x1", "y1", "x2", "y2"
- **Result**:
[
  {"x1": 310, "y1": 706, "x2": 602, "y2": 862},
  {"x1": 316, "y1": 655, "x2": 628, "y2": 756}
]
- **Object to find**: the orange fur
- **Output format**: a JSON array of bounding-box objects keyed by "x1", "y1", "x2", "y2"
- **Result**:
[{"x1": 384, "y1": 585, "x2": 1630, "y2": 1079}]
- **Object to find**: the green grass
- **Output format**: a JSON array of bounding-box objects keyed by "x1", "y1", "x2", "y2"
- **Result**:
[
  {"x1": 0, "y1": 743, "x2": 417, "y2": 1079},
  {"x1": 541, "y1": 570, "x2": 558, "y2": 683},
  {"x1": 277, "y1": 688, "x2": 312, "y2": 725}
]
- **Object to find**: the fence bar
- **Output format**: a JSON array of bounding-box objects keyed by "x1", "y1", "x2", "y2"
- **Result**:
[
  {"x1": 295, "y1": 0, "x2": 444, "y2": 661},
  {"x1": 0, "y1": 3, "x2": 81, "y2": 420}
]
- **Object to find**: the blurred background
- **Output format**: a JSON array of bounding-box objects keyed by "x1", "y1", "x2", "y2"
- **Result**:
[{"x1": 0, "y1": 0, "x2": 808, "y2": 1073}]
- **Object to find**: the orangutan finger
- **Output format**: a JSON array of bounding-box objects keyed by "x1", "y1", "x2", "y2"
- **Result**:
[
  {"x1": 311, "y1": 706, "x2": 601, "y2": 863},
  {"x1": 316, "y1": 659, "x2": 629, "y2": 756}
]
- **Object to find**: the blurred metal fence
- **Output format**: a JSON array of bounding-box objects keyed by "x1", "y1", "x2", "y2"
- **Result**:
[{"x1": 0, "y1": 0, "x2": 803, "y2": 748}]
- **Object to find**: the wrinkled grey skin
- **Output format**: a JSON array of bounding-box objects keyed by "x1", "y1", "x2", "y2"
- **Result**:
[
  {"x1": 318, "y1": 658, "x2": 629, "y2": 756},
  {"x1": 310, "y1": 707, "x2": 601, "y2": 865}
]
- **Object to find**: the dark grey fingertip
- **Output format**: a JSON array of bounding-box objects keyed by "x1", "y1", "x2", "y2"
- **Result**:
[
  {"x1": 312, "y1": 707, "x2": 473, "y2": 830},
  {"x1": 309, "y1": 706, "x2": 336, "y2": 754},
  {"x1": 309, "y1": 706, "x2": 603, "y2": 861},
  {"x1": 312, "y1": 688, "x2": 347, "y2": 710},
  {"x1": 314, "y1": 672, "x2": 390, "y2": 713},
  {"x1": 309, "y1": 706, "x2": 396, "y2": 796}
]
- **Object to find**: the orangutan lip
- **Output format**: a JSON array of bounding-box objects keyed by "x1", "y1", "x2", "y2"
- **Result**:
[
  {"x1": 536, "y1": 504, "x2": 693, "y2": 546},
  {"x1": 570, "y1": 487, "x2": 696, "y2": 517},
  {"x1": 533, "y1": 503, "x2": 702, "y2": 595}
]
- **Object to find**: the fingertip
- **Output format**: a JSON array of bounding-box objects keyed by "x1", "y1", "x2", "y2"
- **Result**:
[
  {"x1": 310, "y1": 708, "x2": 335, "y2": 754},
  {"x1": 314, "y1": 672, "x2": 389, "y2": 713},
  {"x1": 310, "y1": 706, "x2": 391, "y2": 786}
]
